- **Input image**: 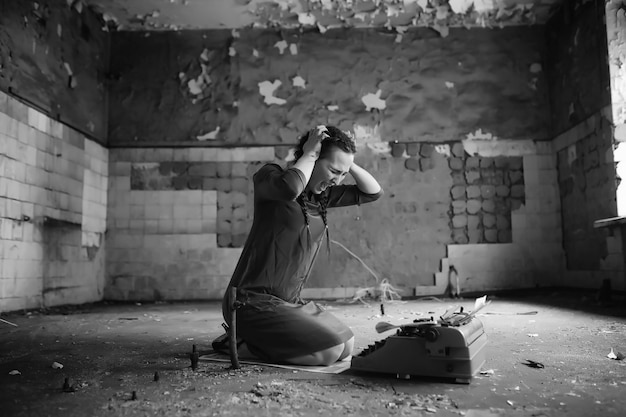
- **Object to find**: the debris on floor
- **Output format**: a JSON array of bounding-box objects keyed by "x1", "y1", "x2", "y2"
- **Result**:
[
  {"x1": 607, "y1": 348, "x2": 625, "y2": 360},
  {"x1": 0, "y1": 293, "x2": 625, "y2": 417},
  {"x1": 522, "y1": 359, "x2": 545, "y2": 369},
  {"x1": 0, "y1": 317, "x2": 18, "y2": 326},
  {"x1": 385, "y1": 393, "x2": 456, "y2": 413},
  {"x1": 62, "y1": 377, "x2": 76, "y2": 393}
]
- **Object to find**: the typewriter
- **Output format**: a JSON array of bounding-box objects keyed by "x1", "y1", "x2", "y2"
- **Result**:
[{"x1": 350, "y1": 306, "x2": 488, "y2": 383}]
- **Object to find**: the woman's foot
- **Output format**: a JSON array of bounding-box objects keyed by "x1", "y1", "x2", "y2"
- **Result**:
[{"x1": 211, "y1": 332, "x2": 244, "y2": 354}]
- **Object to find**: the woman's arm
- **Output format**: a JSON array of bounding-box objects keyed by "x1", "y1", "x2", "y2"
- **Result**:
[
  {"x1": 290, "y1": 125, "x2": 328, "y2": 186},
  {"x1": 323, "y1": 163, "x2": 383, "y2": 208},
  {"x1": 254, "y1": 126, "x2": 329, "y2": 201},
  {"x1": 349, "y1": 163, "x2": 382, "y2": 194}
]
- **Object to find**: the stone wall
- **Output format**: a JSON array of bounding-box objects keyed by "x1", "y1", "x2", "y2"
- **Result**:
[
  {"x1": 104, "y1": 147, "x2": 276, "y2": 301},
  {"x1": 0, "y1": 0, "x2": 622, "y2": 307},
  {"x1": 544, "y1": 0, "x2": 623, "y2": 291},
  {"x1": 0, "y1": 0, "x2": 109, "y2": 143},
  {"x1": 544, "y1": 0, "x2": 611, "y2": 136},
  {"x1": 127, "y1": 158, "x2": 252, "y2": 248},
  {"x1": 447, "y1": 146, "x2": 524, "y2": 245},
  {"x1": 101, "y1": 24, "x2": 560, "y2": 300},
  {"x1": 0, "y1": 91, "x2": 108, "y2": 312},
  {"x1": 553, "y1": 108, "x2": 623, "y2": 290},
  {"x1": 104, "y1": 138, "x2": 567, "y2": 300},
  {"x1": 307, "y1": 142, "x2": 451, "y2": 292},
  {"x1": 416, "y1": 140, "x2": 563, "y2": 295},
  {"x1": 107, "y1": 26, "x2": 550, "y2": 146}
]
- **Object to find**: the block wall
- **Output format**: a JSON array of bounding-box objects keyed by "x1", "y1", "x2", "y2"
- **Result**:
[
  {"x1": 446, "y1": 145, "x2": 524, "y2": 245},
  {"x1": 101, "y1": 22, "x2": 564, "y2": 300},
  {"x1": 415, "y1": 140, "x2": 564, "y2": 295},
  {"x1": 553, "y1": 108, "x2": 623, "y2": 291},
  {"x1": 104, "y1": 147, "x2": 276, "y2": 301},
  {"x1": 307, "y1": 142, "x2": 452, "y2": 293},
  {"x1": 103, "y1": 139, "x2": 572, "y2": 301},
  {"x1": 0, "y1": 91, "x2": 108, "y2": 312},
  {"x1": 306, "y1": 141, "x2": 542, "y2": 296},
  {"x1": 107, "y1": 143, "x2": 452, "y2": 300}
]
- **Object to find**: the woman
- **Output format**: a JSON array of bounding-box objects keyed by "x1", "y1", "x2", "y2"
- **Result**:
[{"x1": 213, "y1": 125, "x2": 383, "y2": 366}]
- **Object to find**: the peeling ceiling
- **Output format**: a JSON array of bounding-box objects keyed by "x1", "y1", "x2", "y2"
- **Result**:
[{"x1": 83, "y1": 0, "x2": 566, "y2": 32}]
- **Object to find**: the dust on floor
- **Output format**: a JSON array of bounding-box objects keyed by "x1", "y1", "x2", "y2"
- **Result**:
[{"x1": 0, "y1": 291, "x2": 625, "y2": 417}]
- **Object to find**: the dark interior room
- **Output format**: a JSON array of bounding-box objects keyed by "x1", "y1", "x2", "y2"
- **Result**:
[{"x1": 1, "y1": 0, "x2": 625, "y2": 416}]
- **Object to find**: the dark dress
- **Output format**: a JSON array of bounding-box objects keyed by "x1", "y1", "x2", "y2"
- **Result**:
[{"x1": 220, "y1": 163, "x2": 382, "y2": 362}]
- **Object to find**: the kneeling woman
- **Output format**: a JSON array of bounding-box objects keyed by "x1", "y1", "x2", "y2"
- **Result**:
[{"x1": 214, "y1": 125, "x2": 383, "y2": 366}]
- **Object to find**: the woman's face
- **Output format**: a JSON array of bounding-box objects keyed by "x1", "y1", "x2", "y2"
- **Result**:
[{"x1": 308, "y1": 147, "x2": 354, "y2": 194}]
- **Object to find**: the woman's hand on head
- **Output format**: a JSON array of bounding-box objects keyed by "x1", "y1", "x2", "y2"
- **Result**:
[
  {"x1": 348, "y1": 162, "x2": 382, "y2": 194},
  {"x1": 302, "y1": 125, "x2": 329, "y2": 160}
]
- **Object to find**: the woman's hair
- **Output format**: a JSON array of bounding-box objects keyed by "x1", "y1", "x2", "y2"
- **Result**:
[
  {"x1": 294, "y1": 125, "x2": 356, "y2": 257},
  {"x1": 293, "y1": 125, "x2": 357, "y2": 161},
  {"x1": 297, "y1": 190, "x2": 334, "y2": 257}
]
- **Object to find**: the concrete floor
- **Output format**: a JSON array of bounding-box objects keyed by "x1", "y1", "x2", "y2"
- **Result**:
[{"x1": 1, "y1": 290, "x2": 625, "y2": 417}]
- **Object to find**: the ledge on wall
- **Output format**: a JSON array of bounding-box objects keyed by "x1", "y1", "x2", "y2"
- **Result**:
[{"x1": 594, "y1": 216, "x2": 626, "y2": 229}]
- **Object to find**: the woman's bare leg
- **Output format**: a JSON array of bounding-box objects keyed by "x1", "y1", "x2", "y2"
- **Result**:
[
  {"x1": 284, "y1": 343, "x2": 346, "y2": 366},
  {"x1": 339, "y1": 336, "x2": 355, "y2": 361}
]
